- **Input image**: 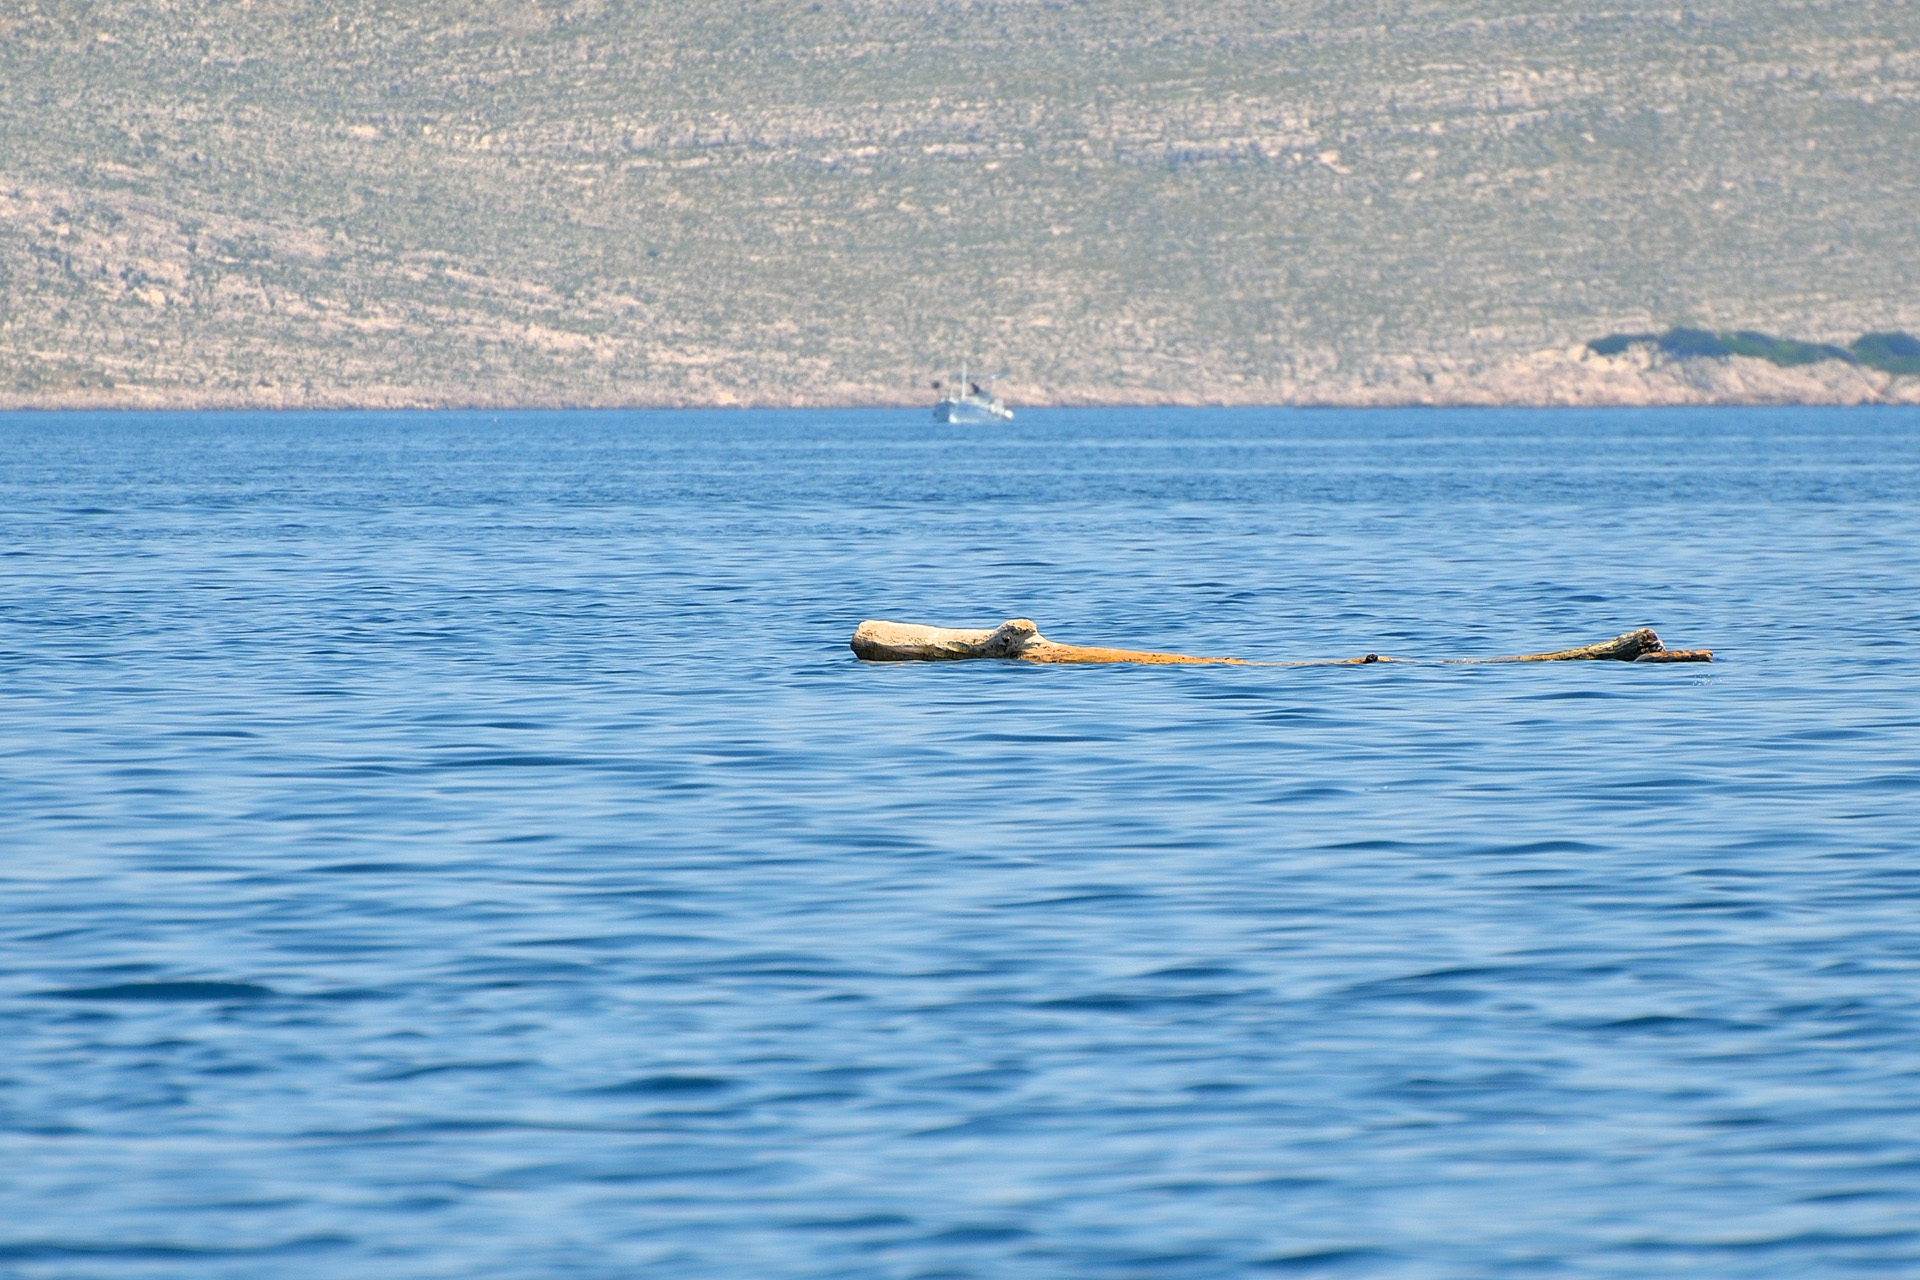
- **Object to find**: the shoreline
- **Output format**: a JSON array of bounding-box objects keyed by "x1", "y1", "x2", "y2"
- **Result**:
[
  {"x1": 7, "y1": 376, "x2": 1912, "y2": 416},
  {"x1": 8, "y1": 352, "x2": 1919, "y2": 413},
  {"x1": 9, "y1": 396, "x2": 1920, "y2": 411}
]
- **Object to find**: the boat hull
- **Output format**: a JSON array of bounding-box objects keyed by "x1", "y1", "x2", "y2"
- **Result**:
[{"x1": 932, "y1": 396, "x2": 1013, "y2": 424}]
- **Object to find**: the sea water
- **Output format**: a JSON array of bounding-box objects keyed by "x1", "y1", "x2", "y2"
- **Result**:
[{"x1": 2, "y1": 407, "x2": 1917, "y2": 1278}]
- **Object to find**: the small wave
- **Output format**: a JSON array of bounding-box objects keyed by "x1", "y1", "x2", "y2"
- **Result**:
[
  {"x1": 0, "y1": 1234, "x2": 350, "y2": 1260},
  {"x1": 1253, "y1": 1246, "x2": 1396, "y2": 1272},
  {"x1": 585, "y1": 1074, "x2": 737, "y2": 1095},
  {"x1": 37, "y1": 980, "x2": 277, "y2": 1002}
]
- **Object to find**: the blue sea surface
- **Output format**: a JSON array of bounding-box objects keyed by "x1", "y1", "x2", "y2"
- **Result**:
[{"x1": 2, "y1": 406, "x2": 1918, "y2": 1278}]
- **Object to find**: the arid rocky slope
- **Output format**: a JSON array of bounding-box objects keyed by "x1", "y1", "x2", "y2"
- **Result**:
[{"x1": 3, "y1": 0, "x2": 1917, "y2": 407}]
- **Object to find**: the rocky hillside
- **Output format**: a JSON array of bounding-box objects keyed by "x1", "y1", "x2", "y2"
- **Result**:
[{"x1": 3, "y1": 0, "x2": 1917, "y2": 407}]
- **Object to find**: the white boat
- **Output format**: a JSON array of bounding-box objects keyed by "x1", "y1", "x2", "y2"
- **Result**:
[{"x1": 931, "y1": 364, "x2": 1013, "y2": 423}]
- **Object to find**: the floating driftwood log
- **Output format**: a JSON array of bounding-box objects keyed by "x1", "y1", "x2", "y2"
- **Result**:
[{"x1": 850, "y1": 619, "x2": 1711, "y2": 666}]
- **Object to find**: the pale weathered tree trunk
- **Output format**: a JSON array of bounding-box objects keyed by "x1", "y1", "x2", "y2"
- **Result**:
[{"x1": 849, "y1": 620, "x2": 1709, "y2": 665}]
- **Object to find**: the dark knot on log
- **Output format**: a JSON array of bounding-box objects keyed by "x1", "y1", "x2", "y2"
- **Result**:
[{"x1": 980, "y1": 617, "x2": 1040, "y2": 657}]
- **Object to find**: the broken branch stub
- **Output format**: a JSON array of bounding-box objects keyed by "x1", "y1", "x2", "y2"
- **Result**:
[
  {"x1": 1450, "y1": 628, "x2": 1668, "y2": 663},
  {"x1": 1633, "y1": 647, "x2": 1714, "y2": 663},
  {"x1": 849, "y1": 620, "x2": 1711, "y2": 666}
]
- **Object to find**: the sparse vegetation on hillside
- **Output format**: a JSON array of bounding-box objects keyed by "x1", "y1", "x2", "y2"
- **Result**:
[
  {"x1": 1588, "y1": 328, "x2": 1920, "y2": 377},
  {"x1": 1853, "y1": 332, "x2": 1920, "y2": 377},
  {"x1": 2, "y1": 1, "x2": 1917, "y2": 405}
]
